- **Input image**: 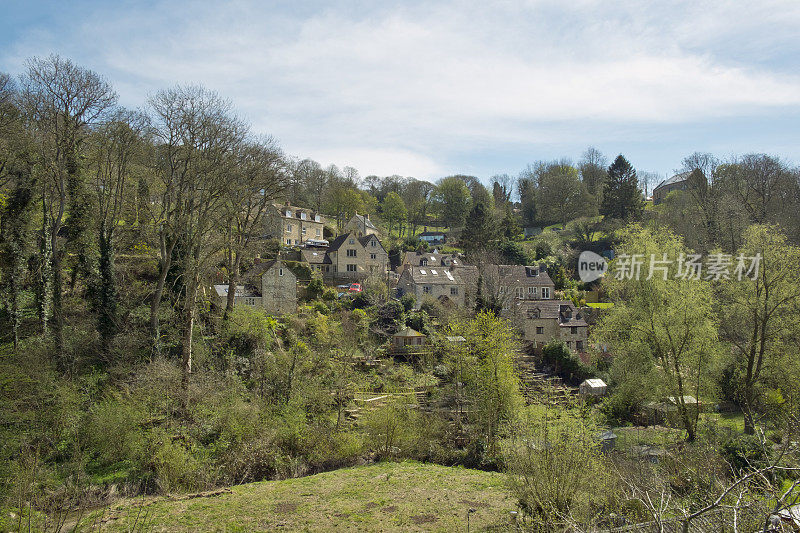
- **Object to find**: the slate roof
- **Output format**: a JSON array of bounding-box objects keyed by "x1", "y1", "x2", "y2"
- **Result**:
[
  {"x1": 491, "y1": 264, "x2": 554, "y2": 287},
  {"x1": 515, "y1": 300, "x2": 588, "y2": 326},
  {"x1": 401, "y1": 265, "x2": 464, "y2": 285},
  {"x1": 403, "y1": 252, "x2": 465, "y2": 268},
  {"x1": 301, "y1": 249, "x2": 332, "y2": 264},
  {"x1": 351, "y1": 213, "x2": 377, "y2": 230},
  {"x1": 213, "y1": 284, "x2": 257, "y2": 298},
  {"x1": 327, "y1": 233, "x2": 352, "y2": 251},
  {"x1": 653, "y1": 171, "x2": 690, "y2": 192}
]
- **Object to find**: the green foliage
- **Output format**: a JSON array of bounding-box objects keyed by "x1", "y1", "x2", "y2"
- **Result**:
[
  {"x1": 504, "y1": 405, "x2": 617, "y2": 529},
  {"x1": 720, "y1": 433, "x2": 771, "y2": 473},
  {"x1": 433, "y1": 177, "x2": 471, "y2": 228},
  {"x1": 541, "y1": 341, "x2": 591, "y2": 383},
  {"x1": 449, "y1": 312, "x2": 523, "y2": 452},
  {"x1": 399, "y1": 293, "x2": 416, "y2": 312},
  {"x1": 600, "y1": 154, "x2": 642, "y2": 220},
  {"x1": 306, "y1": 278, "x2": 324, "y2": 300}
]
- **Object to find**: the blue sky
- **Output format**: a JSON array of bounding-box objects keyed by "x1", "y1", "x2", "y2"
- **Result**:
[{"x1": 2, "y1": 0, "x2": 799, "y2": 185}]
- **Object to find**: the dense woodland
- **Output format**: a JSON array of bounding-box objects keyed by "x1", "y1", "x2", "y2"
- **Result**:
[{"x1": 3, "y1": 55, "x2": 800, "y2": 531}]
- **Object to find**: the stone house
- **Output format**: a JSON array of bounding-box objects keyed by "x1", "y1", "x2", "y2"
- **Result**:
[
  {"x1": 507, "y1": 299, "x2": 589, "y2": 352},
  {"x1": 266, "y1": 202, "x2": 325, "y2": 246},
  {"x1": 652, "y1": 172, "x2": 691, "y2": 205},
  {"x1": 396, "y1": 264, "x2": 466, "y2": 308},
  {"x1": 325, "y1": 232, "x2": 388, "y2": 280},
  {"x1": 213, "y1": 259, "x2": 297, "y2": 314},
  {"x1": 344, "y1": 213, "x2": 380, "y2": 237},
  {"x1": 485, "y1": 264, "x2": 555, "y2": 309}
]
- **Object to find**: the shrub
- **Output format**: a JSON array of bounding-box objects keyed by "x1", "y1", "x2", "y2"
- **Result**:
[
  {"x1": 721, "y1": 433, "x2": 771, "y2": 473},
  {"x1": 306, "y1": 278, "x2": 324, "y2": 300}
]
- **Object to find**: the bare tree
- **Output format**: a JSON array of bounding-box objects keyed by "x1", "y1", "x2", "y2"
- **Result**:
[
  {"x1": 20, "y1": 55, "x2": 117, "y2": 365},
  {"x1": 223, "y1": 137, "x2": 287, "y2": 317},
  {"x1": 147, "y1": 85, "x2": 247, "y2": 376},
  {"x1": 86, "y1": 108, "x2": 149, "y2": 357}
]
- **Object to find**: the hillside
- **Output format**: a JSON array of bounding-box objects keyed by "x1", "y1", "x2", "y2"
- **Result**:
[{"x1": 83, "y1": 461, "x2": 515, "y2": 532}]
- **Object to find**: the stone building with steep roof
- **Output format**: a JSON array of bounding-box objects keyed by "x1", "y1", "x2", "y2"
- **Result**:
[
  {"x1": 344, "y1": 213, "x2": 380, "y2": 237},
  {"x1": 265, "y1": 202, "x2": 325, "y2": 246},
  {"x1": 506, "y1": 299, "x2": 589, "y2": 352}
]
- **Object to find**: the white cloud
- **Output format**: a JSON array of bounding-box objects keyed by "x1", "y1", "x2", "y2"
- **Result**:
[{"x1": 3, "y1": 0, "x2": 800, "y2": 177}]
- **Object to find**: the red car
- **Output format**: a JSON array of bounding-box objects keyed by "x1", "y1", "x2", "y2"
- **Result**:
[{"x1": 348, "y1": 283, "x2": 362, "y2": 292}]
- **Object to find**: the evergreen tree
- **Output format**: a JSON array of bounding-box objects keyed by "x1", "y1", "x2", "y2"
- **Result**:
[
  {"x1": 461, "y1": 201, "x2": 498, "y2": 254},
  {"x1": 600, "y1": 155, "x2": 642, "y2": 220}
]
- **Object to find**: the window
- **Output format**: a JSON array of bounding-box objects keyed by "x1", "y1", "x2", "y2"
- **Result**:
[
  {"x1": 286, "y1": 223, "x2": 292, "y2": 232},
  {"x1": 566, "y1": 341, "x2": 571, "y2": 348},
  {"x1": 498, "y1": 286, "x2": 505, "y2": 294},
  {"x1": 536, "y1": 326, "x2": 544, "y2": 334},
  {"x1": 347, "y1": 249, "x2": 357, "y2": 257},
  {"x1": 423, "y1": 286, "x2": 431, "y2": 294},
  {"x1": 301, "y1": 212, "x2": 307, "y2": 220},
  {"x1": 279, "y1": 268, "x2": 284, "y2": 276},
  {"x1": 314, "y1": 214, "x2": 321, "y2": 222},
  {"x1": 315, "y1": 228, "x2": 321, "y2": 237},
  {"x1": 571, "y1": 326, "x2": 577, "y2": 334},
  {"x1": 371, "y1": 240, "x2": 377, "y2": 247},
  {"x1": 420, "y1": 269, "x2": 427, "y2": 275},
  {"x1": 301, "y1": 227, "x2": 307, "y2": 235},
  {"x1": 370, "y1": 253, "x2": 377, "y2": 260},
  {"x1": 347, "y1": 264, "x2": 357, "y2": 272},
  {"x1": 421, "y1": 259, "x2": 428, "y2": 266},
  {"x1": 285, "y1": 209, "x2": 291, "y2": 217},
  {"x1": 349, "y1": 238, "x2": 355, "y2": 244},
  {"x1": 245, "y1": 297, "x2": 256, "y2": 306},
  {"x1": 515, "y1": 287, "x2": 523, "y2": 298},
  {"x1": 541, "y1": 287, "x2": 550, "y2": 299},
  {"x1": 576, "y1": 340, "x2": 584, "y2": 351},
  {"x1": 431, "y1": 269, "x2": 438, "y2": 275},
  {"x1": 450, "y1": 287, "x2": 458, "y2": 296},
  {"x1": 286, "y1": 238, "x2": 291, "y2": 245}
]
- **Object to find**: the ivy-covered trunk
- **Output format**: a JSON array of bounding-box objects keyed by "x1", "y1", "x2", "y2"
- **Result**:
[{"x1": 97, "y1": 221, "x2": 117, "y2": 358}]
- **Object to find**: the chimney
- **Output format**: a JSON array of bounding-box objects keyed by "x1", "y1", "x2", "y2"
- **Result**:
[{"x1": 285, "y1": 201, "x2": 290, "y2": 206}]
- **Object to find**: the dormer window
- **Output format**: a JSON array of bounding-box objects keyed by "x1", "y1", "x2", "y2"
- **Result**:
[
  {"x1": 421, "y1": 259, "x2": 428, "y2": 266},
  {"x1": 301, "y1": 212, "x2": 307, "y2": 220},
  {"x1": 285, "y1": 209, "x2": 291, "y2": 217},
  {"x1": 314, "y1": 214, "x2": 321, "y2": 222}
]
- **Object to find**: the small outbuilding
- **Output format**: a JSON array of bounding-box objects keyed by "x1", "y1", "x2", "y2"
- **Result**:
[
  {"x1": 597, "y1": 430, "x2": 617, "y2": 453},
  {"x1": 579, "y1": 378, "x2": 607, "y2": 397},
  {"x1": 392, "y1": 327, "x2": 427, "y2": 349}
]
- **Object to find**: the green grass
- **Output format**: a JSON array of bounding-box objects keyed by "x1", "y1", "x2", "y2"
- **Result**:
[
  {"x1": 586, "y1": 302, "x2": 613, "y2": 309},
  {"x1": 87, "y1": 461, "x2": 515, "y2": 532}
]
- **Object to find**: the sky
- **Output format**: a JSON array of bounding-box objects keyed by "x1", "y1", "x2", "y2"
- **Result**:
[{"x1": 2, "y1": 0, "x2": 800, "y2": 185}]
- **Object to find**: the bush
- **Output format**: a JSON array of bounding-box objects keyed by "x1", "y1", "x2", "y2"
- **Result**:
[
  {"x1": 541, "y1": 341, "x2": 591, "y2": 383},
  {"x1": 721, "y1": 434, "x2": 771, "y2": 473},
  {"x1": 306, "y1": 278, "x2": 324, "y2": 300}
]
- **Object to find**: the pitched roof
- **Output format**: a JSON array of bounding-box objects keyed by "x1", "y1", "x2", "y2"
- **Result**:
[
  {"x1": 401, "y1": 265, "x2": 464, "y2": 285},
  {"x1": 245, "y1": 259, "x2": 295, "y2": 280},
  {"x1": 301, "y1": 249, "x2": 332, "y2": 264},
  {"x1": 491, "y1": 264, "x2": 554, "y2": 287},
  {"x1": 327, "y1": 233, "x2": 352, "y2": 251},
  {"x1": 653, "y1": 171, "x2": 690, "y2": 192},
  {"x1": 403, "y1": 252, "x2": 466, "y2": 268},
  {"x1": 419, "y1": 231, "x2": 446, "y2": 236},
  {"x1": 514, "y1": 299, "x2": 588, "y2": 326},
  {"x1": 213, "y1": 284, "x2": 258, "y2": 298},
  {"x1": 394, "y1": 327, "x2": 426, "y2": 337},
  {"x1": 350, "y1": 213, "x2": 377, "y2": 230}
]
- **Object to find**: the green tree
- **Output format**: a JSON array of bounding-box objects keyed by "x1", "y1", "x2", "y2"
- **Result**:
[
  {"x1": 593, "y1": 226, "x2": 720, "y2": 441},
  {"x1": 450, "y1": 311, "x2": 523, "y2": 453},
  {"x1": 461, "y1": 201, "x2": 498, "y2": 254},
  {"x1": 535, "y1": 162, "x2": 588, "y2": 228},
  {"x1": 600, "y1": 155, "x2": 642, "y2": 220},
  {"x1": 380, "y1": 191, "x2": 407, "y2": 236},
  {"x1": 433, "y1": 176, "x2": 471, "y2": 228},
  {"x1": 717, "y1": 225, "x2": 800, "y2": 434}
]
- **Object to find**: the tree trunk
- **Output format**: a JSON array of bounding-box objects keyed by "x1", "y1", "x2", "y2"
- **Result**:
[
  {"x1": 181, "y1": 274, "x2": 199, "y2": 379},
  {"x1": 150, "y1": 239, "x2": 176, "y2": 357},
  {"x1": 223, "y1": 252, "x2": 242, "y2": 320},
  {"x1": 97, "y1": 226, "x2": 117, "y2": 358},
  {"x1": 51, "y1": 246, "x2": 65, "y2": 367}
]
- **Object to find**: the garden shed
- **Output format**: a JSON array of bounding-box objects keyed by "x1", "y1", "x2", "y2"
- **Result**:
[
  {"x1": 392, "y1": 327, "x2": 427, "y2": 348},
  {"x1": 579, "y1": 378, "x2": 607, "y2": 397}
]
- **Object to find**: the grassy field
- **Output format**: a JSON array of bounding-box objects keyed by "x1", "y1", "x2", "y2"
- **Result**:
[{"x1": 85, "y1": 461, "x2": 515, "y2": 532}]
